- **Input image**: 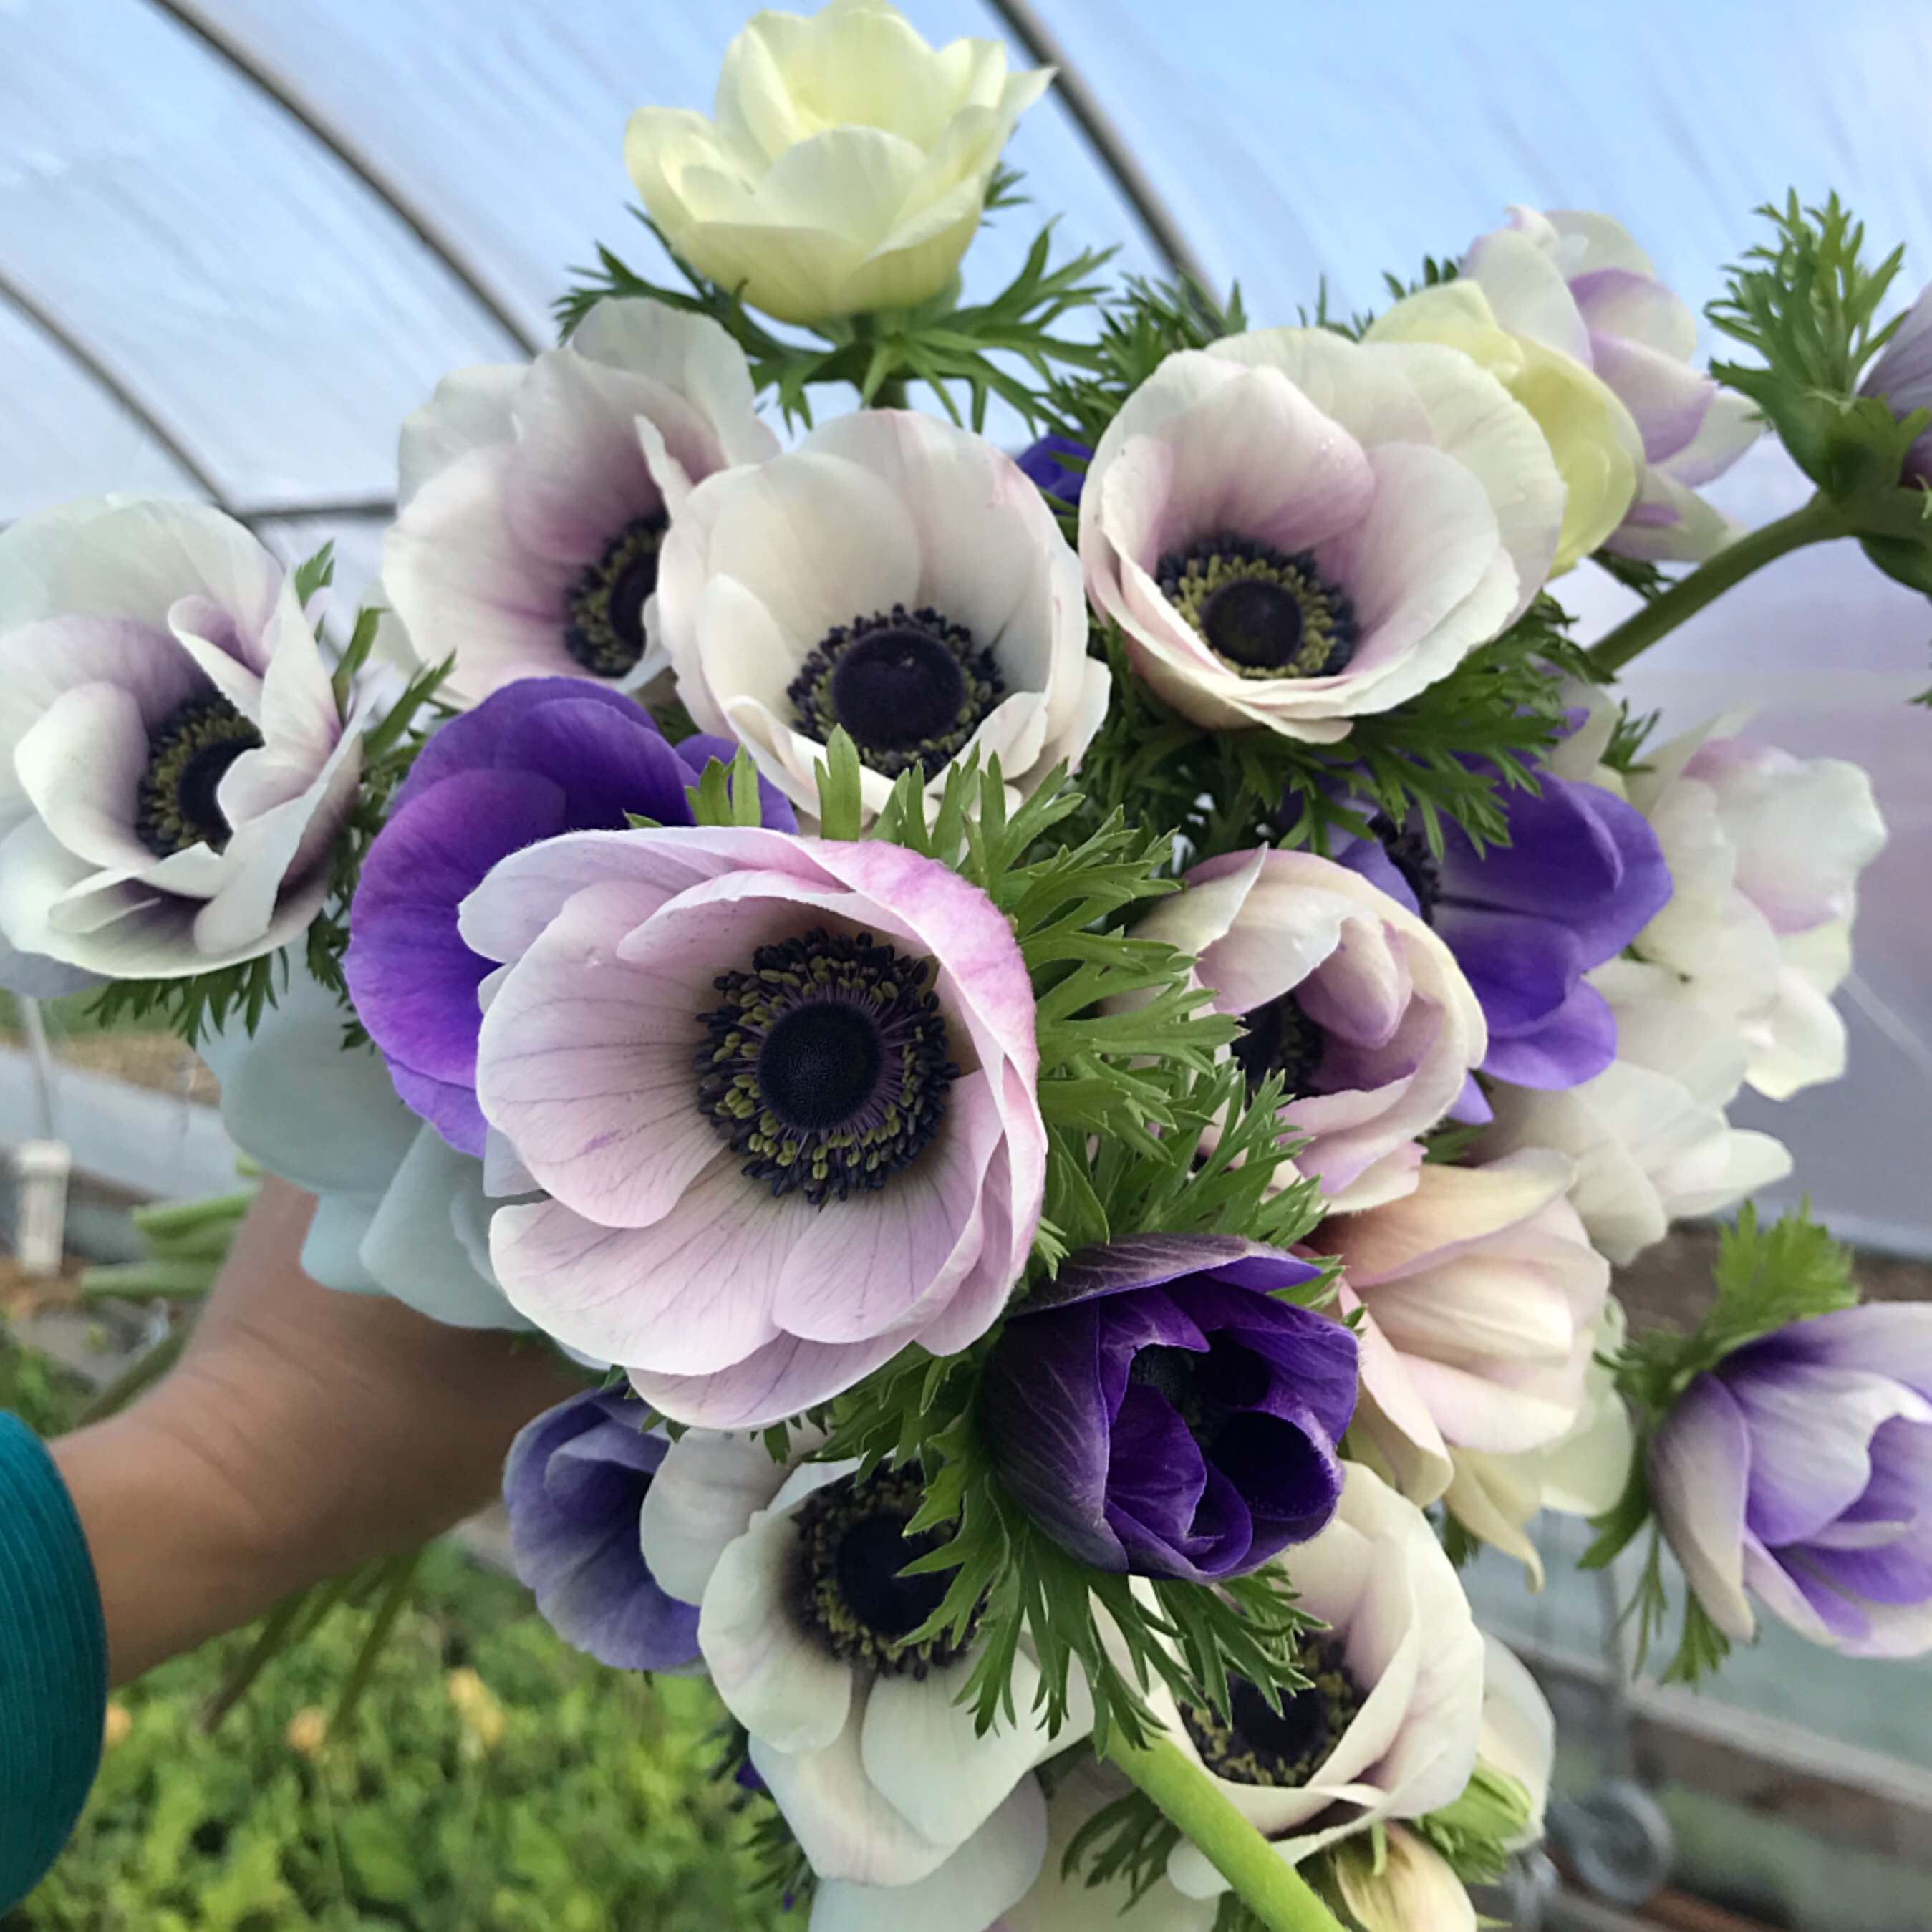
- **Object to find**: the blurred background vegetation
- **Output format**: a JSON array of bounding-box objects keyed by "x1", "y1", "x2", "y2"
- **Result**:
[{"x1": 2, "y1": 1328, "x2": 784, "y2": 1932}]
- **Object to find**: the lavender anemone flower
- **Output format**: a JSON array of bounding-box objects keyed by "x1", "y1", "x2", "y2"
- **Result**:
[
  {"x1": 1652, "y1": 1305, "x2": 1932, "y2": 1659},
  {"x1": 465, "y1": 826, "x2": 1047, "y2": 1428},
  {"x1": 1015, "y1": 434, "x2": 1091, "y2": 508},
  {"x1": 503, "y1": 1386, "x2": 700, "y2": 1671},
  {"x1": 1860, "y1": 281, "x2": 1932, "y2": 487},
  {"x1": 1329, "y1": 766, "x2": 1671, "y2": 1096},
  {"x1": 981, "y1": 1235, "x2": 1358, "y2": 1581},
  {"x1": 345, "y1": 677, "x2": 793, "y2": 1154}
]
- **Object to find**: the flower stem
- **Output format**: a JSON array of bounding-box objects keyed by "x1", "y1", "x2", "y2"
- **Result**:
[
  {"x1": 1101, "y1": 1729, "x2": 1346, "y2": 1932},
  {"x1": 1585, "y1": 493, "x2": 1849, "y2": 676}
]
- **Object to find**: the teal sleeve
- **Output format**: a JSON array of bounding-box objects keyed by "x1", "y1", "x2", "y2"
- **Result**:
[{"x1": 0, "y1": 1412, "x2": 106, "y2": 1909}]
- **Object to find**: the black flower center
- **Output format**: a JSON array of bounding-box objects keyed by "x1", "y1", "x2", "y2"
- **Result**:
[
  {"x1": 135, "y1": 695, "x2": 264, "y2": 859},
  {"x1": 1182, "y1": 1637, "x2": 1363, "y2": 1789},
  {"x1": 1230, "y1": 992, "x2": 1327, "y2": 1100},
  {"x1": 1128, "y1": 1336, "x2": 1273, "y2": 1446},
  {"x1": 1371, "y1": 813, "x2": 1441, "y2": 922},
  {"x1": 564, "y1": 511, "x2": 667, "y2": 677},
  {"x1": 1156, "y1": 533, "x2": 1358, "y2": 680},
  {"x1": 788, "y1": 604, "x2": 1005, "y2": 781},
  {"x1": 695, "y1": 927, "x2": 957, "y2": 1206},
  {"x1": 792, "y1": 1465, "x2": 977, "y2": 1678}
]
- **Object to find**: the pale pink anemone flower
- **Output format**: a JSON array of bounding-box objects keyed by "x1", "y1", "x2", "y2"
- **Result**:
[
  {"x1": 382, "y1": 298, "x2": 778, "y2": 707},
  {"x1": 1080, "y1": 330, "x2": 1564, "y2": 742},
  {"x1": 460, "y1": 824, "x2": 1045, "y2": 1426},
  {"x1": 1318, "y1": 1150, "x2": 1612, "y2": 1507},
  {"x1": 0, "y1": 496, "x2": 367, "y2": 989},
  {"x1": 1129, "y1": 849, "x2": 1487, "y2": 1212},
  {"x1": 654, "y1": 408, "x2": 1110, "y2": 826}
]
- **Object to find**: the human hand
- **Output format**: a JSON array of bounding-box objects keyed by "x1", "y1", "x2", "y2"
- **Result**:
[{"x1": 51, "y1": 1177, "x2": 585, "y2": 1682}]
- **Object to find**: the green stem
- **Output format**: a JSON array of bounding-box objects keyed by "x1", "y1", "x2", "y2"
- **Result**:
[
  {"x1": 329, "y1": 1546, "x2": 423, "y2": 1737},
  {"x1": 871, "y1": 374, "x2": 910, "y2": 410},
  {"x1": 1585, "y1": 493, "x2": 1849, "y2": 675},
  {"x1": 1102, "y1": 1729, "x2": 1346, "y2": 1932}
]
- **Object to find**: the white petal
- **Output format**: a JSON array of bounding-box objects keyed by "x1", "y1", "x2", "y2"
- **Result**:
[
  {"x1": 641, "y1": 1429, "x2": 801, "y2": 1605},
  {"x1": 700, "y1": 1513, "x2": 854, "y2": 1752},
  {"x1": 811, "y1": 1778, "x2": 1047, "y2": 1932}
]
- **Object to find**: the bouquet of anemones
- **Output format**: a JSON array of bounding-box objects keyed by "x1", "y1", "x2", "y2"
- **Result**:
[{"x1": 4, "y1": 4, "x2": 1928, "y2": 1926}]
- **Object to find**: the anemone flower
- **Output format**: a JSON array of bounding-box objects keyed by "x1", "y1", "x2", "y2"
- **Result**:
[
  {"x1": 345, "y1": 675, "x2": 792, "y2": 1154},
  {"x1": 1321, "y1": 1151, "x2": 1610, "y2": 1510},
  {"x1": 654, "y1": 409, "x2": 1109, "y2": 825},
  {"x1": 1328, "y1": 764, "x2": 1671, "y2": 1093},
  {"x1": 503, "y1": 1386, "x2": 700, "y2": 1671},
  {"x1": 641, "y1": 1429, "x2": 1083, "y2": 1893},
  {"x1": 1460, "y1": 208, "x2": 1762, "y2": 561},
  {"x1": 1151, "y1": 1462, "x2": 1485, "y2": 1900},
  {"x1": 1653, "y1": 1304, "x2": 1932, "y2": 1659},
  {"x1": 0, "y1": 497, "x2": 367, "y2": 987},
  {"x1": 462, "y1": 825, "x2": 1046, "y2": 1426},
  {"x1": 1081, "y1": 329, "x2": 1564, "y2": 740},
  {"x1": 383, "y1": 299, "x2": 777, "y2": 706},
  {"x1": 980, "y1": 1234, "x2": 1356, "y2": 1580},
  {"x1": 1130, "y1": 848, "x2": 1486, "y2": 1210}
]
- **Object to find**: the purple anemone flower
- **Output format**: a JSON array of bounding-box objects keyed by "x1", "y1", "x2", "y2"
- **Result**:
[
  {"x1": 1015, "y1": 433, "x2": 1091, "y2": 507},
  {"x1": 1330, "y1": 768, "x2": 1671, "y2": 1097},
  {"x1": 503, "y1": 1386, "x2": 701, "y2": 1671},
  {"x1": 345, "y1": 676, "x2": 793, "y2": 1154},
  {"x1": 980, "y1": 1234, "x2": 1358, "y2": 1581},
  {"x1": 1652, "y1": 1305, "x2": 1932, "y2": 1660}
]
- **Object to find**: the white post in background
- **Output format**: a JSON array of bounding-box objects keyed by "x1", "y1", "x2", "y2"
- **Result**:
[
  {"x1": 13, "y1": 994, "x2": 71, "y2": 1275},
  {"x1": 13, "y1": 1139, "x2": 70, "y2": 1276}
]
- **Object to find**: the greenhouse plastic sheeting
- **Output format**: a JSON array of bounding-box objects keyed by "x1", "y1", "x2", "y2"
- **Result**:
[{"x1": 0, "y1": 0, "x2": 1927, "y2": 1246}]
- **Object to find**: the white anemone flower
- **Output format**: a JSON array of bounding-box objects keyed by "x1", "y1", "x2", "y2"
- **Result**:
[
  {"x1": 199, "y1": 963, "x2": 528, "y2": 1333},
  {"x1": 383, "y1": 299, "x2": 778, "y2": 707},
  {"x1": 1154, "y1": 1462, "x2": 1486, "y2": 1900},
  {"x1": 1129, "y1": 849, "x2": 1487, "y2": 1212},
  {"x1": 1481, "y1": 960, "x2": 1792, "y2": 1266},
  {"x1": 1080, "y1": 330, "x2": 1564, "y2": 741},
  {"x1": 1323, "y1": 1150, "x2": 1612, "y2": 1507},
  {"x1": 1479, "y1": 1636, "x2": 1556, "y2": 1849},
  {"x1": 0, "y1": 497, "x2": 366, "y2": 986},
  {"x1": 1618, "y1": 718, "x2": 1885, "y2": 1101},
  {"x1": 655, "y1": 408, "x2": 1109, "y2": 825},
  {"x1": 625, "y1": 0, "x2": 1051, "y2": 327},
  {"x1": 641, "y1": 1430, "x2": 1088, "y2": 1892}
]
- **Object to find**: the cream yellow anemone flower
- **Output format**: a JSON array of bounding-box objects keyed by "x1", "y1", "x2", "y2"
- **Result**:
[
  {"x1": 626, "y1": 0, "x2": 1051, "y2": 326},
  {"x1": 1367, "y1": 277, "x2": 1643, "y2": 571}
]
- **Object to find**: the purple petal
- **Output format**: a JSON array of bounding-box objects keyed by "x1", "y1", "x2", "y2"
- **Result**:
[
  {"x1": 1479, "y1": 980, "x2": 1619, "y2": 1090},
  {"x1": 1433, "y1": 901, "x2": 1586, "y2": 1034},
  {"x1": 503, "y1": 1386, "x2": 700, "y2": 1672},
  {"x1": 347, "y1": 767, "x2": 568, "y2": 1082},
  {"x1": 1104, "y1": 1384, "x2": 1212, "y2": 1560}
]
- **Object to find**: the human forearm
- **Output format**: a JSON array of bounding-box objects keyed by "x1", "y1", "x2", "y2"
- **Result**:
[{"x1": 51, "y1": 1178, "x2": 585, "y2": 1683}]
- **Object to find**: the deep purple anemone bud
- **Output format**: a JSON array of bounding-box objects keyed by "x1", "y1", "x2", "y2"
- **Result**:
[
  {"x1": 503, "y1": 1386, "x2": 700, "y2": 1672},
  {"x1": 1860, "y1": 281, "x2": 1932, "y2": 488},
  {"x1": 1015, "y1": 433, "x2": 1091, "y2": 507},
  {"x1": 345, "y1": 676, "x2": 793, "y2": 1154},
  {"x1": 981, "y1": 1234, "x2": 1358, "y2": 1581},
  {"x1": 1331, "y1": 765, "x2": 1671, "y2": 1096}
]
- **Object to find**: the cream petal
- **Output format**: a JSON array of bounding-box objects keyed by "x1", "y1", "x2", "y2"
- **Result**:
[{"x1": 397, "y1": 362, "x2": 523, "y2": 507}]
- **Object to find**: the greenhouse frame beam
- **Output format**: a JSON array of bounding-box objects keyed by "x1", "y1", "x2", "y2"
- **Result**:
[
  {"x1": 143, "y1": 0, "x2": 543, "y2": 357},
  {"x1": 980, "y1": 0, "x2": 1215, "y2": 295},
  {"x1": 0, "y1": 272, "x2": 231, "y2": 508}
]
